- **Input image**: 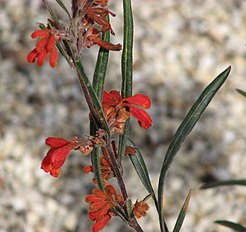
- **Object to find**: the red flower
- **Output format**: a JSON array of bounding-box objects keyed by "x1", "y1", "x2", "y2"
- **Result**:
[
  {"x1": 41, "y1": 137, "x2": 78, "y2": 177},
  {"x1": 86, "y1": 7, "x2": 116, "y2": 34},
  {"x1": 83, "y1": 156, "x2": 113, "y2": 184},
  {"x1": 102, "y1": 90, "x2": 152, "y2": 131},
  {"x1": 73, "y1": 0, "x2": 122, "y2": 51},
  {"x1": 85, "y1": 26, "x2": 122, "y2": 51},
  {"x1": 27, "y1": 29, "x2": 58, "y2": 68},
  {"x1": 86, "y1": 185, "x2": 124, "y2": 232}
]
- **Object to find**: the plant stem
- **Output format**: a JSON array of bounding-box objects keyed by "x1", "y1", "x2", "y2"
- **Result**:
[
  {"x1": 105, "y1": 142, "x2": 143, "y2": 232},
  {"x1": 105, "y1": 142, "x2": 128, "y2": 199}
]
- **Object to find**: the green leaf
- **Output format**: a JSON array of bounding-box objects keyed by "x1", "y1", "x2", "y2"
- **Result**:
[
  {"x1": 118, "y1": 0, "x2": 134, "y2": 163},
  {"x1": 42, "y1": 0, "x2": 61, "y2": 28},
  {"x1": 126, "y1": 198, "x2": 133, "y2": 219},
  {"x1": 92, "y1": 22, "x2": 110, "y2": 102},
  {"x1": 55, "y1": 0, "x2": 71, "y2": 20},
  {"x1": 111, "y1": 207, "x2": 128, "y2": 224},
  {"x1": 126, "y1": 137, "x2": 162, "y2": 220},
  {"x1": 56, "y1": 43, "x2": 74, "y2": 67},
  {"x1": 215, "y1": 220, "x2": 246, "y2": 231},
  {"x1": 90, "y1": 147, "x2": 104, "y2": 191},
  {"x1": 172, "y1": 190, "x2": 191, "y2": 232},
  {"x1": 121, "y1": 0, "x2": 133, "y2": 97},
  {"x1": 126, "y1": 138, "x2": 155, "y2": 195},
  {"x1": 90, "y1": 24, "x2": 110, "y2": 192},
  {"x1": 157, "y1": 66, "x2": 231, "y2": 232},
  {"x1": 236, "y1": 89, "x2": 246, "y2": 98},
  {"x1": 201, "y1": 179, "x2": 246, "y2": 189}
]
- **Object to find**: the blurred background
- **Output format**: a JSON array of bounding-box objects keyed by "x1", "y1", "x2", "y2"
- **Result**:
[{"x1": 0, "y1": 0, "x2": 246, "y2": 231}]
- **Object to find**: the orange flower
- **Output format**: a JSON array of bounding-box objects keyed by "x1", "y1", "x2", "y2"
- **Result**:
[
  {"x1": 132, "y1": 200, "x2": 150, "y2": 218},
  {"x1": 102, "y1": 90, "x2": 152, "y2": 132},
  {"x1": 85, "y1": 27, "x2": 122, "y2": 51},
  {"x1": 83, "y1": 156, "x2": 113, "y2": 184},
  {"x1": 86, "y1": 185, "x2": 124, "y2": 232},
  {"x1": 27, "y1": 29, "x2": 58, "y2": 68},
  {"x1": 41, "y1": 137, "x2": 78, "y2": 177},
  {"x1": 86, "y1": 7, "x2": 116, "y2": 34},
  {"x1": 73, "y1": 0, "x2": 122, "y2": 51}
]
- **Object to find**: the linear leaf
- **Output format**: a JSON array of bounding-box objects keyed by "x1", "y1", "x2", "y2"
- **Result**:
[
  {"x1": 126, "y1": 137, "x2": 164, "y2": 227},
  {"x1": 118, "y1": 0, "x2": 134, "y2": 163},
  {"x1": 215, "y1": 220, "x2": 246, "y2": 232},
  {"x1": 126, "y1": 198, "x2": 133, "y2": 219},
  {"x1": 91, "y1": 147, "x2": 104, "y2": 191},
  {"x1": 126, "y1": 138, "x2": 155, "y2": 195},
  {"x1": 172, "y1": 190, "x2": 191, "y2": 232},
  {"x1": 42, "y1": 0, "x2": 61, "y2": 27},
  {"x1": 121, "y1": 0, "x2": 133, "y2": 98},
  {"x1": 157, "y1": 66, "x2": 231, "y2": 232},
  {"x1": 55, "y1": 0, "x2": 71, "y2": 19},
  {"x1": 236, "y1": 89, "x2": 246, "y2": 98},
  {"x1": 201, "y1": 179, "x2": 246, "y2": 189},
  {"x1": 90, "y1": 25, "x2": 110, "y2": 191},
  {"x1": 92, "y1": 21, "x2": 110, "y2": 102}
]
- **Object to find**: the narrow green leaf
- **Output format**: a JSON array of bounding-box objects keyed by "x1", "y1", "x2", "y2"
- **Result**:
[
  {"x1": 42, "y1": 0, "x2": 61, "y2": 28},
  {"x1": 126, "y1": 138, "x2": 159, "y2": 209},
  {"x1": 157, "y1": 66, "x2": 231, "y2": 232},
  {"x1": 92, "y1": 22, "x2": 110, "y2": 101},
  {"x1": 118, "y1": 0, "x2": 134, "y2": 162},
  {"x1": 126, "y1": 138, "x2": 155, "y2": 194},
  {"x1": 121, "y1": 0, "x2": 133, "y2": 97},
  {"x1": 56, "y1": 43, "x2": 74, "y2": 67},
  {"x1": 215, "y1": 220, "x2": 246, "y2": 232},
  {"x1": 126, "y1": 198, "x2": 133, "y2": 219},
  {"x1": 90, "y1": 147, "x2": 104, "y2": 191},
  {"x1": 90, "y1": 25, "x2": 110, "y2": 192},
  {"x1": 55, "y1": 0, "x2": 71, "y2": 20},
  {"x1": 172, "y1": 190, "x2": 191, "y2": 232},
  {"x1": 201, "y1": 179, "x2": 246, "y2": 189},
  {"x1": 127, "y1": 137, "x2": 169, "y2": 231},
  {"x1": 236, "y1": 89, "x2": 246, "y2": 98},
  {"x1": 111, "y1": 207, "x2": 129, "y2": 224}
]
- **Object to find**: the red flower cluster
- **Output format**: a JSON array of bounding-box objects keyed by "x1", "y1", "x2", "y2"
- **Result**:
[
  {"x1": 41, "y1": 137, "x2": 78, "y2": 177},
  {"x1": 41, "y1": 136, "x2": 96, "y2": 177},
  {"x1": 80, "y1": 0, "x2": 122, "y2": 51},
  {"x1": 27, "y1": 29, "x2": 58, "y2": 68},
  {"x1": 102, "y1": 90, "x2": 152, "y2": 133},
  {"x1": 132, "y1": 200, "x2": 150, "y2": 218},
  {"x1": 86, "y1": 185, "x2": 124, "y2": 232},
  {"x1": 27, "y1": 0, "x2": 121, "y2": 68},
  {"x1": 84, "y1": 155, "x2": 113, "y2": 185}
]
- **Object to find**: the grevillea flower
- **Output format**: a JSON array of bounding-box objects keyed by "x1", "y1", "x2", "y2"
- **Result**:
[
  {"x1": 86, "y1": 27, "x2": 122, "y2": 51},
  {"x1": 41, "y1": 136, "x2": 101, "y2": 177},
  {"x1": 41, "y1": 137, "x2": 79, "y2": 177},
  {"x1": 86, "y1": 185, "x2": 124, "y2": 232},
  {"x1": 102, "y1": 90, "x2": 152, "y2": 133},
  {"x1": 27, "y1": 29, "x2": 58, "y2": 68},
  {"x1": 84, "y1": 156, "x2": 113, "y2": 185},
  {"x1": 132, "y1": 200, "x2": 150, "y2": 218},
  {"x1": 72, "y1": 0, "x2": 122, "y2": 51}
]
